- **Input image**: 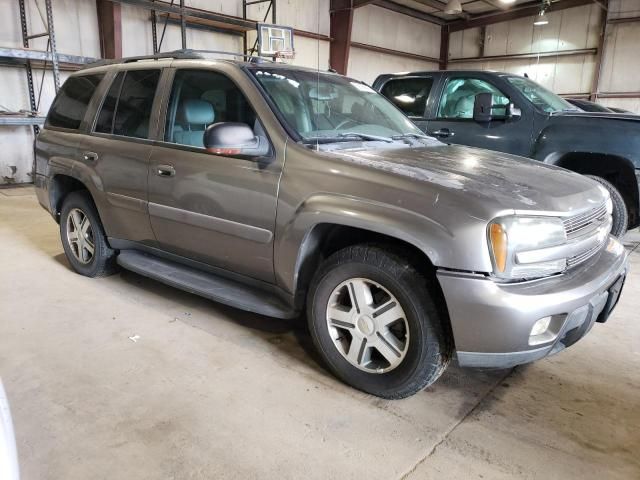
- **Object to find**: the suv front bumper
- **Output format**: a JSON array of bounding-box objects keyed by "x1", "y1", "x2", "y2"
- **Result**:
[{"x1": 437, "y1": 236, "x2": 629, "y2": 368}]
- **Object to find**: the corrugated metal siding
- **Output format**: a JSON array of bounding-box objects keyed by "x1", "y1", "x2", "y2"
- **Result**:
[{"x1": 348, "y1": 4, "x2": 440, "y2": 84}]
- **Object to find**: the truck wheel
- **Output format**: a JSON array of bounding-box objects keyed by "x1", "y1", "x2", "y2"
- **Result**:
[
  {"x1": 586, "y1": 175, "x2": 628, "y2": 238},
  {"x1": 307, "y1": 244, "x2": 451, "y2": 399},
  {"x1": 59, "y1": 190, "x2": 118, "y2": 277}
]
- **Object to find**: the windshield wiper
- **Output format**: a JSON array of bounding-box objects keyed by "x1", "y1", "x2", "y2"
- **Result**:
[{"x1": 303, "y1": 132, "x2": 393, "y2": 144}]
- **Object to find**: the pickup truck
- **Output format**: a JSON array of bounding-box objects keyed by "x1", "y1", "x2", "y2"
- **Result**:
[{"x1": 373, "y1": 70, "x2": 640, "y2": 237}]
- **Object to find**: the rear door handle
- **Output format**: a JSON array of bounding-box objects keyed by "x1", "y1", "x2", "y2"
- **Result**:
[
  {"x1": 431, "y1": 128, "x2": 454, "y2": 138},
  {"x1": 83, "y1": 151, "x2": 98, "y2": 162},
  {"x1": 156, "y1": 165, "x2": 175, "y2": 177}
]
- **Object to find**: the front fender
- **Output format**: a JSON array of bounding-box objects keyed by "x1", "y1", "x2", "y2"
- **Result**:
[
  {"x1": 533, "y1": 119, "x2": 640, "y2": 168},
  {"x1": 274, "y1": 193, "x2": 460, "y2": 294}
]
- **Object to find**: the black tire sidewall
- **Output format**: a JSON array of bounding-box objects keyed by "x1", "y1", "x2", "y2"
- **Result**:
[
  {"x1": 59, "y1": 191, "x2": 112, "y2": 277},
  {"x1": 308, "y1": 249, "x2": 447, "y2": 398},
  {"x1": 586, "y1": 175, "x2": 628, "y2": 237}
]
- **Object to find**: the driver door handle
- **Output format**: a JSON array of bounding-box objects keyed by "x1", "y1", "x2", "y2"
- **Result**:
[
  {"x1": 83, "y1": 151, "x2": 98, "y2": 162},
  {"x1": 431, "y1": 128, "x2": 454, "y2": 138},
  {"x1": 156, "y1": 165, "x2": 175, "y2": 177}
]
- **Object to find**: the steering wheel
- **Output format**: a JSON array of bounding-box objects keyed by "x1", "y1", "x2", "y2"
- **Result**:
[{"x1": 335, "y1": 119, "x2": 360, "y2": 130}]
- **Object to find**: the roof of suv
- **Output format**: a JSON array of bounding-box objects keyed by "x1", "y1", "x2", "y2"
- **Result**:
[{"x1": 79, "y1": 49, "x2": 338, "y2": 76}]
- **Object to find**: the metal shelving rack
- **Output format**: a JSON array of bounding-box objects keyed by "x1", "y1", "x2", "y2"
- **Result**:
[
  {"x1": 0, "y1": 0, "x2": 94, "y2": 131},
  {"x1": 4, "y1": 0, "x2": 59, "y2": 133},
  {"x1": 144, "y1": 0, "x2": 276, "y2": 55},
  {"x1": 243, "y1": 0, "x2": 276, "y2": 56}
]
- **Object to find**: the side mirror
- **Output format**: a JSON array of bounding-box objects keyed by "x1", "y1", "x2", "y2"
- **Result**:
[
  {"x1": 473, "y1": 93, "x2": 493, "y2": 123},
  {"x1": 507, "y1": 103, "x2": 522, "y2": 120},
  {"x1": 204, "y1": 122, "x2": 269, "y2": 158}
]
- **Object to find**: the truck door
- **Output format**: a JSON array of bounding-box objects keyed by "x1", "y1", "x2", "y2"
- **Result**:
[
  {"x1": 147, "y1": 68, "x2": 281, "y2": 283},
  {"x1": 426, "y1": 76, "x2": 532, "y2": 157}
]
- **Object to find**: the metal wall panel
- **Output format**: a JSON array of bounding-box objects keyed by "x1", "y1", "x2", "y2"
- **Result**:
[
  {"x1": 348, "y1": 47, "x2": 438, "y2": 86},
  {"x1": 599, "y1": 22, "x2": 640, "y2": 93},
  {"x1": 351, "y1": 5, "x2": 441, "y2": 59}
]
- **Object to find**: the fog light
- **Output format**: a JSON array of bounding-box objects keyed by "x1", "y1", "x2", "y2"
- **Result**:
[{"x1": 530, "y1": 316, "x2": 551, "y2": 336}]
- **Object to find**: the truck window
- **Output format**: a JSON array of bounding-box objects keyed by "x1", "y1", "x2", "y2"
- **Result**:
[
  {"x1": 438, "y1": 78, "x2": 509, "y2": 119},
  {"x1": 164, "y1": 70, "x2": 257, "y2": 149},
  {"x1": 46, "y1": 74, "x2": 104, "y2": 130},
  {"x1": 95, "y1": 72, "x2": 124, "y2": 134},
  {"x1": 115, "y1": 70, "x2": 160, "y2": 139},
  {"x1": 380, "y1": 77, "x2": 432, "y2": 117},
  {"x1": 93, "y1": 69, "x2": 160, "y2": 139}
]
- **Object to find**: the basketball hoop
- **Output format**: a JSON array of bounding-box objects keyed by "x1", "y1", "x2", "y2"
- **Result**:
[
  {"x1": 274, "y1": 50, "x2": 295, "y2": 62},
  {"x1": 258, "y1": 23, "x2": 294, "y2": 60}
]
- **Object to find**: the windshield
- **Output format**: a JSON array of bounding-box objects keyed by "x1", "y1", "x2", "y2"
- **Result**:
[
  {"x1": 251, "y1": 68, "x2": 424, "y2": 142},
  {"x1": 507, "y1": 76, "x2": 577, "y2": 113}
]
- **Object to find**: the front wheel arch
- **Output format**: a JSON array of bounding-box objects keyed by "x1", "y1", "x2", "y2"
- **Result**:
[{"x1": 543, "y1": 152, "x2": 639, "y2": 229}]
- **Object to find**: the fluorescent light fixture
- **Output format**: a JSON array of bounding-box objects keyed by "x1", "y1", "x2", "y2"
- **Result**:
[
  {"x1": 533, "y1": 10, "x2": 548, "y2": 25},
  {"x1": 444, "y1": 0, "x2": 463, "y2": 14},
  {"x1": 500, "y1": 0, "x2": 517, "y2": 3}
]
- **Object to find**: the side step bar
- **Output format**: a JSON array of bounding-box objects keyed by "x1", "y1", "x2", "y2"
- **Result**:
[{"x1": 117, "y1": 250, "x2": 298, "y2": 319}]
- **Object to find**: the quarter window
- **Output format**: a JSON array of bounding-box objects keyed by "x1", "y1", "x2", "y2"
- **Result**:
[
  {"x1": 380, "y1": 77, "x2": 433, "y2": 117},
  {"x1": 164, "y1": 70, "x2": 257, "y2": 148},
  {"x1": 437, "y1": 78, "x2": 509, "y2": 119},
  {"x1": 46, "y1": 74, "x2": 104, "y2": 130}
]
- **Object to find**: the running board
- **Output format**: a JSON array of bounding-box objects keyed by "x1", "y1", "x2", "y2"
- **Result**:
[{"x1": 117, "y1": 250, "x2": 297, "y2": 319}]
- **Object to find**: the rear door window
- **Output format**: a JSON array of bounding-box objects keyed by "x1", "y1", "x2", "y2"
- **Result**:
[
  {"x1": 380, "y1": 77, "x2": 433, "y2": 117},
  {"x1": 46, "y1": 74, "x2": 104, "y2": 130},
  {"x1": 93, "y1": 69, "x2": 160, "y2": 139},
  {"x1": 113, "y1": 70, "x2": 160, "y2": 139}
]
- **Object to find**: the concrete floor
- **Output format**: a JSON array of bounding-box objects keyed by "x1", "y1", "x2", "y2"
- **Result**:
[{"x1": 0, "y1": 185, "x2": 639, "y2": 480}]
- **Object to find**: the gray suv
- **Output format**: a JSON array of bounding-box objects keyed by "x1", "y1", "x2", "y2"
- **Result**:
[{"x1": 34, "y1": 51, "x2": 628, "y2": 399}]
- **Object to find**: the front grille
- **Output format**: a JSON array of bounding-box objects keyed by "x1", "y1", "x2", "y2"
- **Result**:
[
  {"x1": 562, "y1": 203, "x2": 608, "y2": 239},
  {"x1": 562, "y1": 202, "x2": 610, "y2": 269}
]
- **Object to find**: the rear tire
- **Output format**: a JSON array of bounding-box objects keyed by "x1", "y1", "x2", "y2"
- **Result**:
[
  {"x1": 307, "y1": 244, "x2": 451, "y2": 399},
  {"x1": 586, "y1": 175, "x2": 628, "y2": 238},
  {"x1": 59, "y1": 190, "x2": 118, "y2": 277}
]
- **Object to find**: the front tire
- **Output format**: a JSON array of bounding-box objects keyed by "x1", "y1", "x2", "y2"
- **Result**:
[
  {"x1": 586, "y1": 175, "x2": 628, "y2": 238},
  {"x1": 307, "y1": 245, "x2": 451, "y2": 399},
  {"x1": 59, "y1": 190, "x2": 118, "y2": 277}
]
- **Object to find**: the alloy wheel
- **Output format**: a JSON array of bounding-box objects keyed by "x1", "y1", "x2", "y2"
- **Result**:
[
  {"x1": 326, "y1": 278, "x2": 410, "y2": 373},
  {"x1": 66, "y1": 208, "x2": 95, "y2": 264}
]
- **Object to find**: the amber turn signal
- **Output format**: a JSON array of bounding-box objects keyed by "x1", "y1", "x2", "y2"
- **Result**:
[{"x1": 489, "y1": 223, "x2": 508, "y2": 272}]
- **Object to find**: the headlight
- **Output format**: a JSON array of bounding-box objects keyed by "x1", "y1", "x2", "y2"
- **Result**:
[{"x1": 488, "y1": 216, "x2": 567, "y2": 280}]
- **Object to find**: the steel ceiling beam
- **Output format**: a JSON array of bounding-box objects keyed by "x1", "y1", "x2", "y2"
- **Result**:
[
  {"x1": 448, "y1": 0, "x2": 594, "y2": 31},
  {"x1": 371, "y1": 0, "x2": 445, "y2": 25}
]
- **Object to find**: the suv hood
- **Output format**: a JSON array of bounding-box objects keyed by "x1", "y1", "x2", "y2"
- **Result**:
[
  {"x1": 551, "y1": 111, "x2": 640, "y2": 122},
  {"x1": 330, "y1": 144, "x2": 604, "y2": 215}
]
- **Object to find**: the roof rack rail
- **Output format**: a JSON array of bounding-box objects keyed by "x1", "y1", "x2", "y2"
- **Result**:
[
  {"x1": 83, "y1": 49, "x2": 274, "y2": 69},
  {"x1": 84, "y1": 50, "x2": 201, "y2": 68}
]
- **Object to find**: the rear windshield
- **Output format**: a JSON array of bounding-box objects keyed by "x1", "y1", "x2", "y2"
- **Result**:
[{"x1": 46, "y1": 74, "x2": 104, "y2": 130}]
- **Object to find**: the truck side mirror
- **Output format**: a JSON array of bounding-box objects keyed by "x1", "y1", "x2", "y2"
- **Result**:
[
  {"x1": 507, "y1": 103, "x2": 522, "y2": 120},
  {"x1": 473, "y1": 93, "x2": 493, "y2": 123},
  {"x1": 204, "y1": 122, "x2": 269, "y2": 158}
]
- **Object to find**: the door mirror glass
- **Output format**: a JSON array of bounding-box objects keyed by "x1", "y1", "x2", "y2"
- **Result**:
[
  {"x1": 507, "y1": 103, "x2": 522, "y2": 120},
  {"x1": 473, "y1": 92, "x2": 493, "y2": 123},
  {"x1": 204, "y1": 122, "x2": 269, "y2": 158}
]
